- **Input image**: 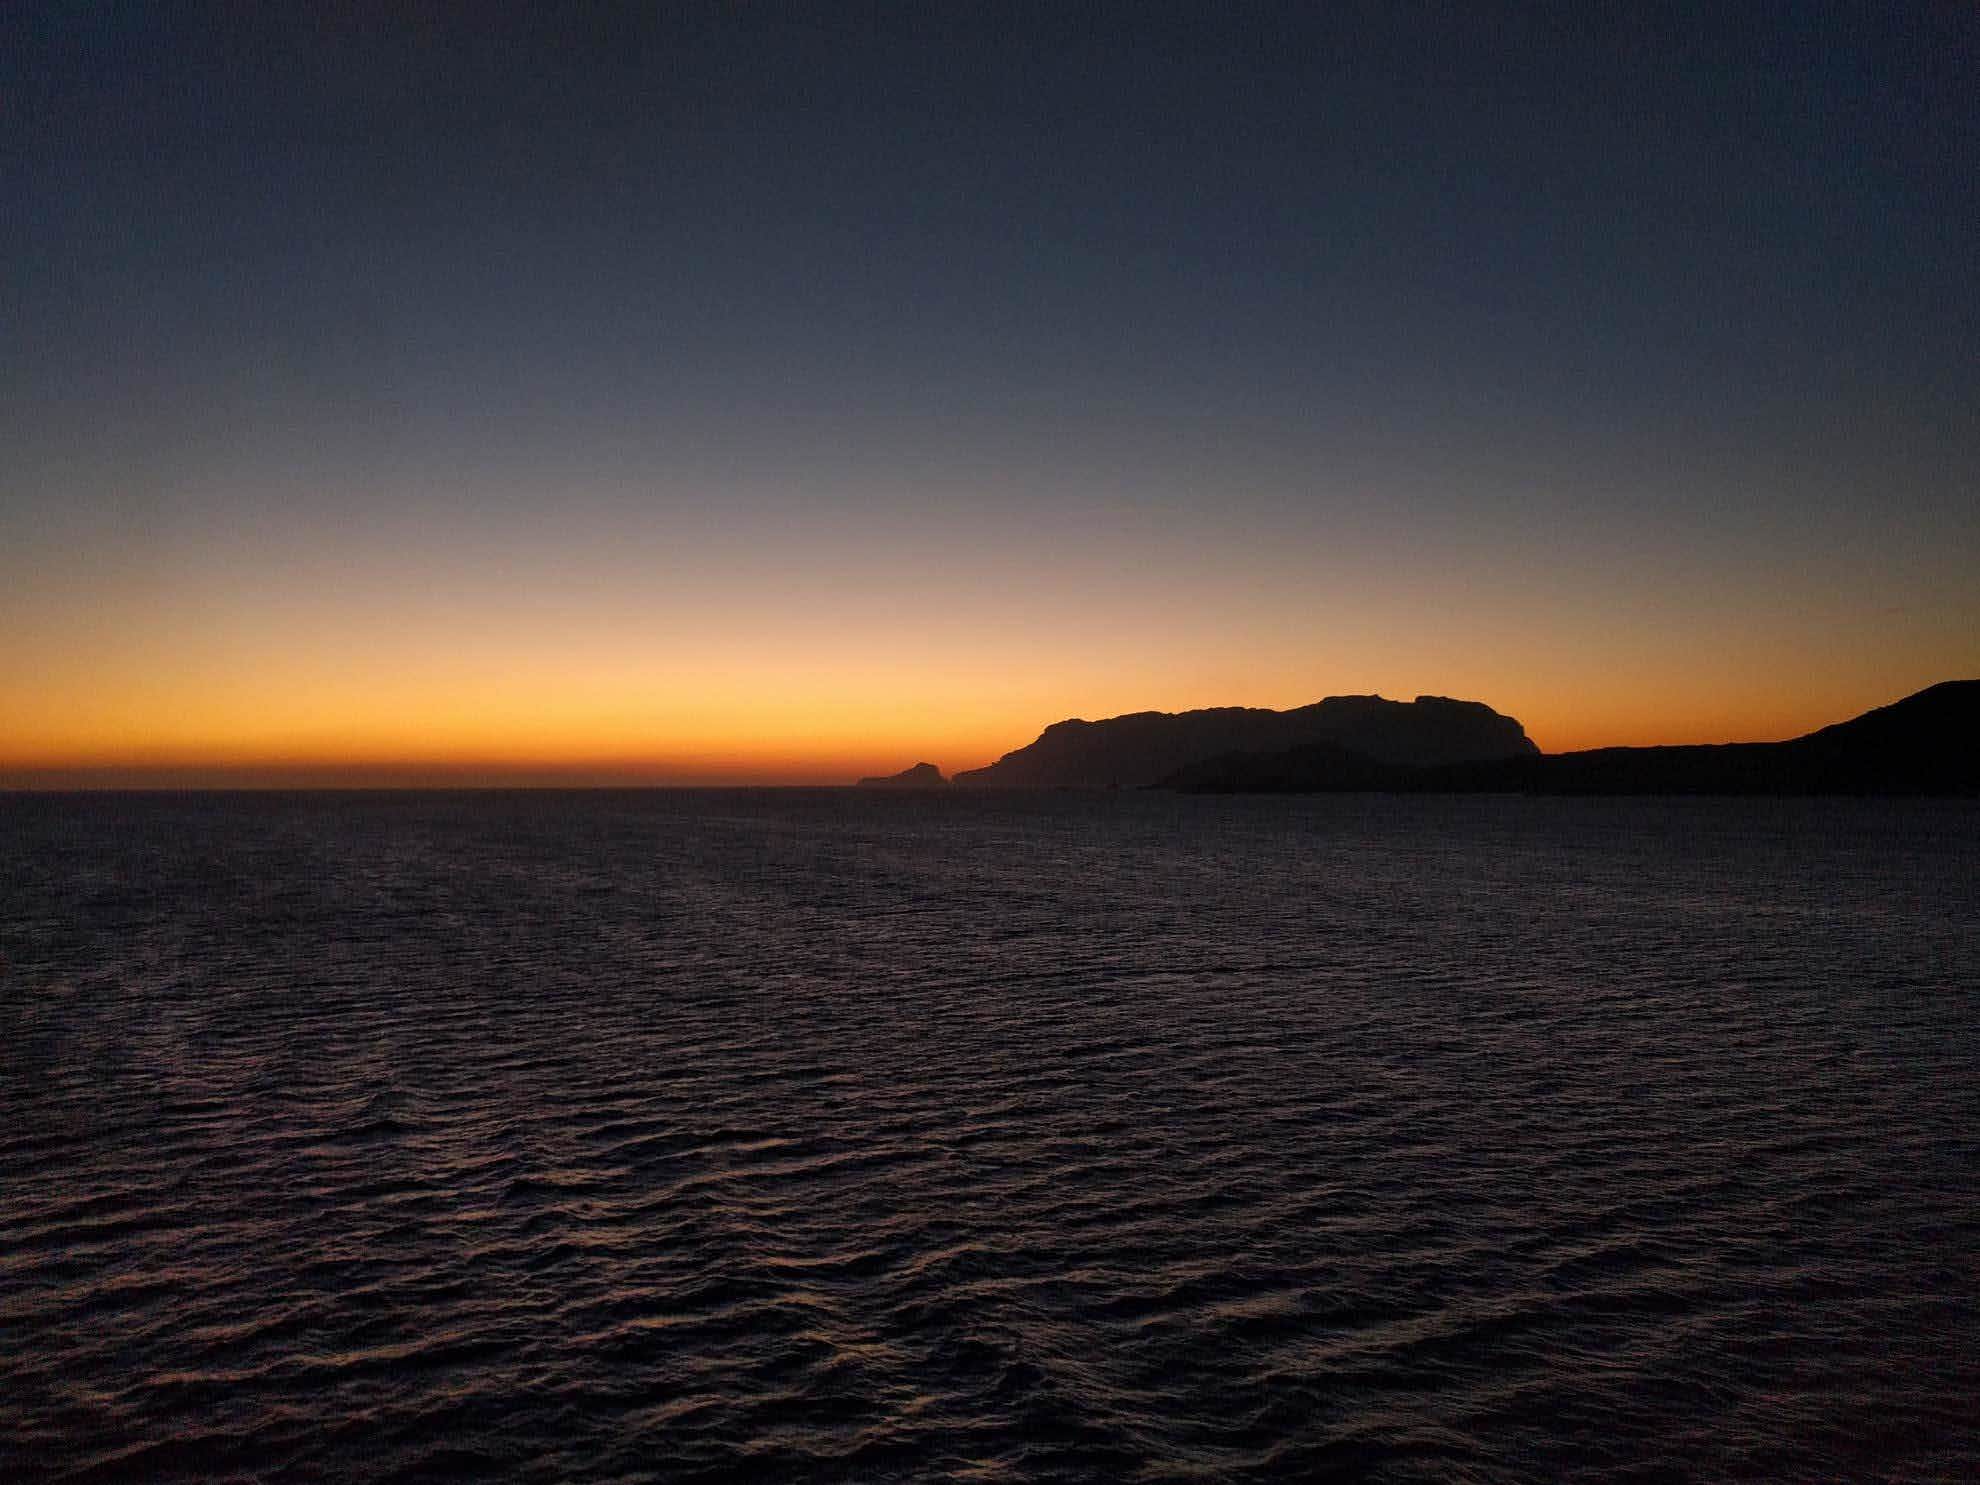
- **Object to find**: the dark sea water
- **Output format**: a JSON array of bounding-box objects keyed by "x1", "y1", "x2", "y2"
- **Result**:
[{"x1": 3, "y1": 790, "x2": 1977, "y2": 1483}]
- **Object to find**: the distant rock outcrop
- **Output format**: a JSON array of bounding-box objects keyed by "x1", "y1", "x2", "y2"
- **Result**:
[
  {"x1": 1161, "y1": 680, "x2": 1980, "y2": 796},
  {"x1": 951, "y1": 695, "x2": 1537, "y2": 789},
  {"x1": 856, "y1": 762, "x2": 948, "y2": 788}
]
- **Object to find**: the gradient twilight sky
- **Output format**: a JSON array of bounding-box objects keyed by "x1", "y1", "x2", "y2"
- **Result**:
[{"x1": 5, "y1": 3, "x2": 1976, "y2": 785}]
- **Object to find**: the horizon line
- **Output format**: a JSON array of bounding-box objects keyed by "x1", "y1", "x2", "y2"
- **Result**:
[{"x1": 7, "y1": 678, "x2": 1972, "y2": 790}]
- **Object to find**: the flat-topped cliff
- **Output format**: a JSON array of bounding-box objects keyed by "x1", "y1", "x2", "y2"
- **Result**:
[{"x1": 951, "y1": 694, "x2": 1536, "y2": 790}]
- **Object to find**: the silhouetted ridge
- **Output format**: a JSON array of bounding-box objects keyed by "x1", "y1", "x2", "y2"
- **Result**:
[
  {"x1": 1161, "y1": 741, "x2": 1412, "y2": 794},
  {"x1": 1159, "y1": 681, "x2": 1980, "y2": 796},
  {"x1": 856, "y1": 762, "x2": 948, "y2": 788},
  {"x1": 951, "y1": 694, "x2": 1536, "y2": 789}
]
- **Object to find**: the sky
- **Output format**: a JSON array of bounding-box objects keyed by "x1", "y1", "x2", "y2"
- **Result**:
[{"x1": 5, "y1": 2, "x2": 1976, "y2": 785}]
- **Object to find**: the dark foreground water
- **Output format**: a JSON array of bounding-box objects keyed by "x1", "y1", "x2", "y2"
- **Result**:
[{"x1": 2, "y1": 791, "x2": 1977, "y2": 1482}]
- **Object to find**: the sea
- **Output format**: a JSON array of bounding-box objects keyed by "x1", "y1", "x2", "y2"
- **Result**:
[{"x1": 2, "y1": 789, "x2": 1976, "y2": 1482}]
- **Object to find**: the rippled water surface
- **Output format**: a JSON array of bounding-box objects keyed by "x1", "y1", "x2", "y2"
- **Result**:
[{"x1": 3, "y1": 790, "x2": 1977, "y2": 1482}]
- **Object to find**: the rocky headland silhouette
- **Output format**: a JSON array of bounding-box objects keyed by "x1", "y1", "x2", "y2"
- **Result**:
[
  {"x1": 1159, "y1": 681, "x2": 1980, "y2": 796},
  {"x1": 857, "y1": 682, "x2": 1979, "y2": 796},
  {"x1": 947, "y1": 695, "x2": 1537, "y2": 790},
  {"x1": 856, "y1": 762, "x2": 949, "y2": 788}
]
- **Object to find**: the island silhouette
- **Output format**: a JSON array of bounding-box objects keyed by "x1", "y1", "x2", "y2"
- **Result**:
[
  {"x1": 949, "y1": 694, "x2": 1536, "y2": 790},
  {"x1": 860, "y1": 682, "x2": 1979, "y2": 796},
  {"x1": 856, "y1": 762, "x2": 949, "y2": 788}
]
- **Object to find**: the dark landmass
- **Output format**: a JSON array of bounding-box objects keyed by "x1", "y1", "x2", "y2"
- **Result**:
[
  {"x1": 1160, "y1": 680, "x2": 1980, "y2": 796},
  {"x1": 856, "y1": 762, "x2": 949, "y2": 788},
  {"x1": 1158, "y1": 740, "x2": 1420, "y2": 794},
  {"x1": 951, "y1": 695, "x2": 1536, "y2": 789}
]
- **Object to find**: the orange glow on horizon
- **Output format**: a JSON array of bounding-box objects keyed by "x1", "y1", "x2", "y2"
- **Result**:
[
  {"x1": 6, "y1": 663, "x2": 1971, "y2": 787},
  {"x1": 6, "y1": 494, "x2": 1973, "y2": 786}
]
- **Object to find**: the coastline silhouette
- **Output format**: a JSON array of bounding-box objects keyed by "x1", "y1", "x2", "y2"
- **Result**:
[{"x1": 862, "y1": 681, "x2": 1980, "y2": 796}]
